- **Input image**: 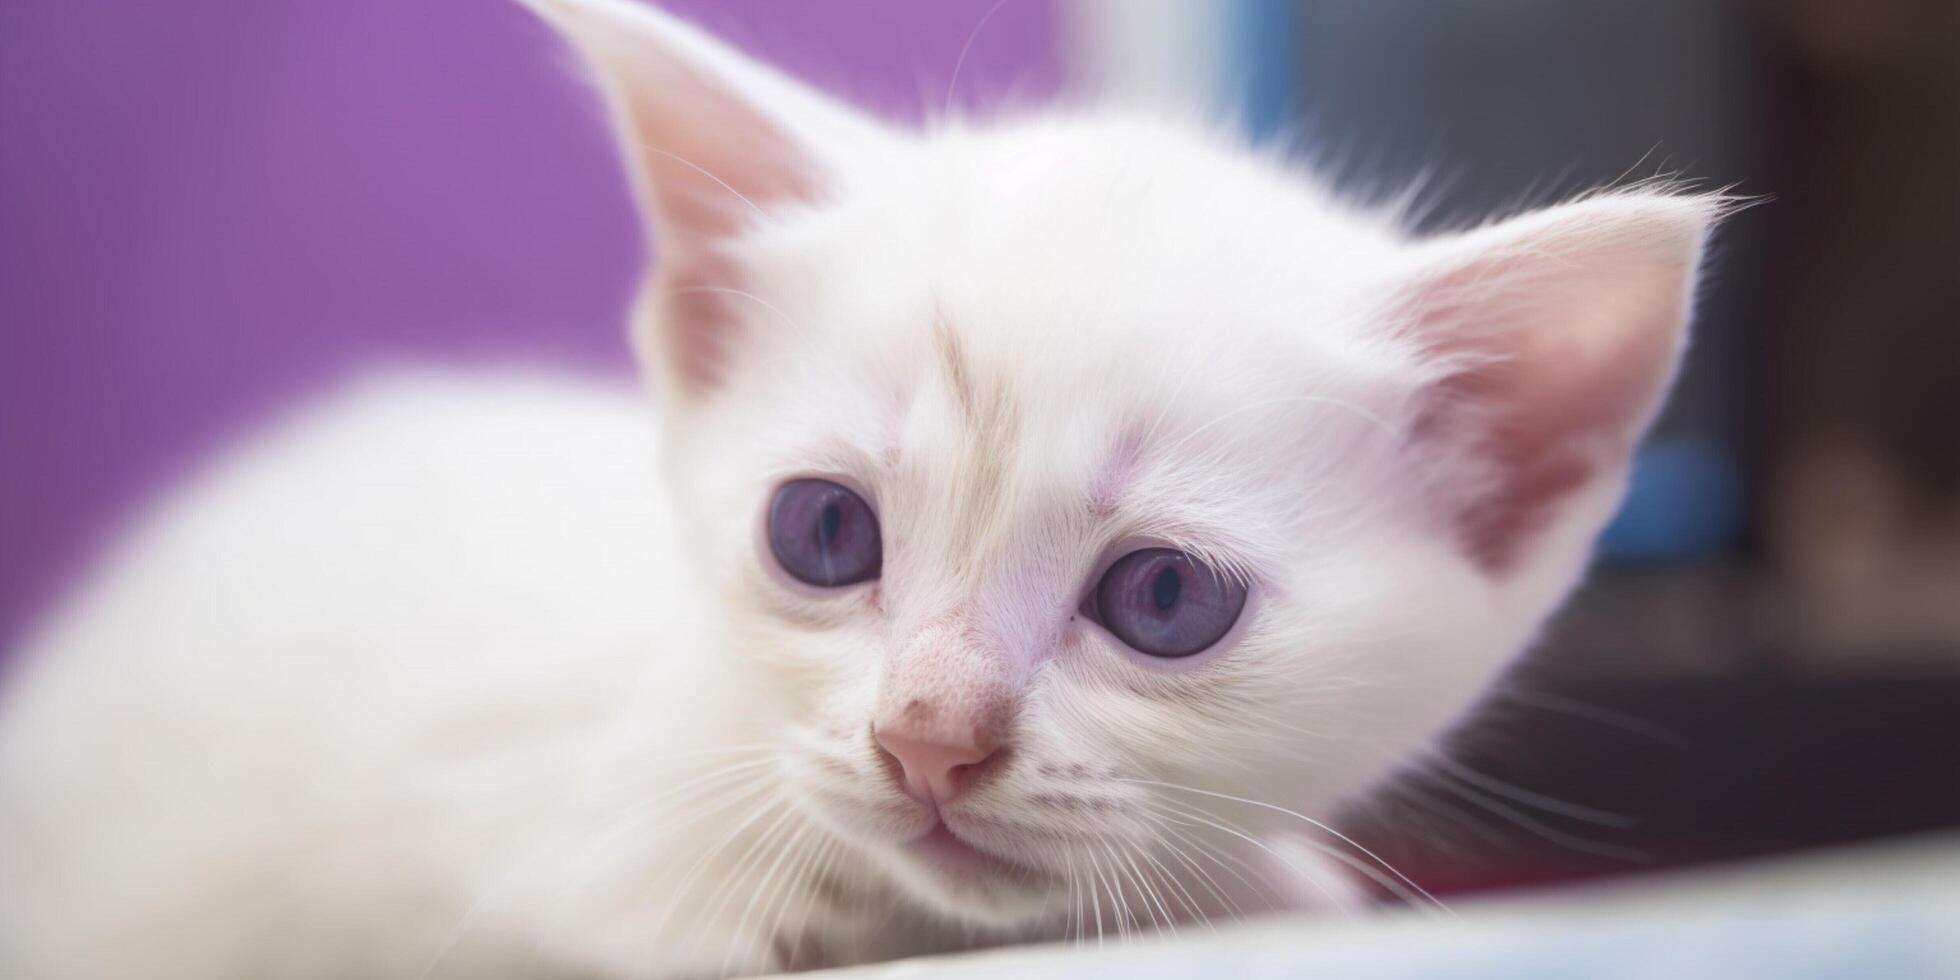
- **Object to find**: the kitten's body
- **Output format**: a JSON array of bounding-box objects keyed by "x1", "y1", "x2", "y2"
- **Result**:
[
  {"x1": 0, "y1": 2, "x2": 1723, "y2": 978},
  {"x1": 0, "y1": 372, "x2": 938, "y2": 977}
]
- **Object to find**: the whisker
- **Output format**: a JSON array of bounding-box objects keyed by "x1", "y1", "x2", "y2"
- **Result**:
[
  {"x1": 1118, "y1": 839, "x2": 1179, "y2": 937},
  {"x1": 1125, "y1": 778, "x2": 1447, "y2": 912},
  {"x1": 1113, "y1": 838, "x2": 1144, "y2": 936},
  {"x1": 722, "y1": 818, "x2": 818, "y2": 976},
  {"x1": 1074, "y1": 846, "x2": 1089, "y2": 944},
  {"x1": 1386, "y1": 781, "x2": 1517, "y2": 854},
  {"x1": 942, "y1": 0, "x2": 1013, "y2": 119},
  {"x1": 689, "y1": 801, "x2": 805, "y2": 964},
  {"x1": 1161, "y1": 820, "x2": 1284, "y2": 914},
  {"x1": 1144, "y1": 801, "x2": 1362, "y2": 918},
  {"x1": 1081, "y1": 844, "x2": 1107, "y2": 947},
  {"x1": 785, "y1": 835, "x2": 844, "y2": 968},
  {"x1": 648, "y1": 792, "x2": 791, "y2": 950},
  {"x1": 1088, "y1": 840, "x2": 1127, "y2": 942},
  {"x1": 1485, "y1": 688, "x2": 1690, "y2": 747},
  {"x1": 1131, "y1": 834, "x2": 1211, "y2": 932},
  {"x1": 645, "y1": 147, "x2": 768, "y2": 221},
  {"x1": 671, "y1": 285, "x2": 811, "y2": 338},
  {"x1": 1428, "y1": 773, "x2": 1651, "y2": 864},
  {"x1": 1106, "y1": 839, "x2": 1141, "y2": 940},
  {"x1": 1135, "y1": 810, "x2": 1239, "y2": 929},
  {"x1": 1428, "y1": 756, "x2": 1639, "y2": 828},
  {"x1": 1148, "y1": 798, "x2": 1455, "y2": 918}
]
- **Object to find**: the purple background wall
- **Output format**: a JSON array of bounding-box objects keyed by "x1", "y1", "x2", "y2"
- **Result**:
[{"x1": 0, "y1": 0, "x2": 1060, "y2": 651}]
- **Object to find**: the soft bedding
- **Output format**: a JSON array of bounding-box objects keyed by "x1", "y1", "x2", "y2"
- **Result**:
[{"x1": 808, "y1": 833, "x2": 1960, "y2": 979}]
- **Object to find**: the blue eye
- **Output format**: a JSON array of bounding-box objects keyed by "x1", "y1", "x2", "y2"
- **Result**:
[
  {"x1": 1092, "y1": 548, "x2": 1246, "y2": 657},
  {"x1": 767, "y1": 479, "x2": 882, "y2": 588}
]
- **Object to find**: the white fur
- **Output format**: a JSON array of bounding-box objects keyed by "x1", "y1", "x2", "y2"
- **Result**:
[{"x1": 0, "y1": 2, "x2": 1720, "y2": 977}]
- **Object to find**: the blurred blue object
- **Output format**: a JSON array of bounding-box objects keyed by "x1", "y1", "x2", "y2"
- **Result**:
[
  {"x1": 1240, "y1": 0, "x2": 1757, "y2": 568},
  {"x1": 1599, "y1": 438, "x2": 1746, "y2": 562},
  {"x1": 1229, "y1": 0, "x2": 1294, "y2": 142}
]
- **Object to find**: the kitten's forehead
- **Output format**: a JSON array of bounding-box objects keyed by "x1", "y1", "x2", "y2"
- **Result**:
[
  {"x1": 873, "y1": 307, "x2": 1251, "y2": 622},
  {"x1": 736, "y1": 117, "x2": 1423, "y2": 619},
  {"x1": 913, "y1": 119, "x2": 1398, "y2": 292},
  {"x1": 784, "y1": 121, "x2": 1408, "y2": 403}
]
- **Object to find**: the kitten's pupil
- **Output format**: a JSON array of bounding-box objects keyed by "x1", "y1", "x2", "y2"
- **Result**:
[
  {"x1": 1151, "y1": 567, "x2": 1181, "y2": 612},
  {"x1": 817, "y1": 502, "x2": 843, "y2": 549}
]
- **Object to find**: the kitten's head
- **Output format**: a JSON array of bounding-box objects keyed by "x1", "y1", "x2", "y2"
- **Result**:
[{"x1": 526, "y1": 0, "x2": 1721, "y2": 928}]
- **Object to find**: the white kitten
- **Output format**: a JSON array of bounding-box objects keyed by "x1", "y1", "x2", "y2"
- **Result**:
[{"x1": 0, "y1": 0, "x2": 1724, "y2": 977}]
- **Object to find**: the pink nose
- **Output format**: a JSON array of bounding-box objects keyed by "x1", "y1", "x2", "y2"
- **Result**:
[{"x1": 873, "y1": 728, "x2": 1000, "y2": 804}]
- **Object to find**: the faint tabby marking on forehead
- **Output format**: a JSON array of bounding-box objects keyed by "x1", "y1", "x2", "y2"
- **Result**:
[
  {"x1": 933, "y1": 311, "x2": 978, "y2": 422},
  {"x1": 1089, "y1": 429, "x2": 1144, "y2": 519},
  {"x1": 932, "y1": 313, "x2": 1020, "y2": 562}
]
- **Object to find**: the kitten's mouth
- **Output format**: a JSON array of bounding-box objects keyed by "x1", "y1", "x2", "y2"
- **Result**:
[{"x1": 902, "y1": 820, "x2": 1029, "y2": 879}]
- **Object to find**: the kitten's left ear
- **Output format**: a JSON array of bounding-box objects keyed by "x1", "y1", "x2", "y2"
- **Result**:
[
  {"x1": 1392, "y1": 191, "x2": 1729, "y2": 577},
  {"x1": 518, "y1": 0, "x2": 896, "y2": 400}
]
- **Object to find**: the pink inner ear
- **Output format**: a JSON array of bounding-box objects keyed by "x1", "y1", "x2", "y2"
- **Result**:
[
  {"x1": 635, "y1": 60, "x2": 819, "y2": 237},
  {"x1": 1420, "y1": 364, "x2": 1600, "y2": 574},
  {"x1": 635, "y1": 62, "x2": 822, "y2": 397},
  {"x1": 656, "y1": 248, "x2": 750, "y2": 396},
  {"x1": 1400, "y1": 228, "x2": 1699, "y2": 574}
]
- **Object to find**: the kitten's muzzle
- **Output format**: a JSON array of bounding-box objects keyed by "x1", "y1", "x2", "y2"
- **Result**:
[{"x1": 870, "y1": 616, "x2": 1020, "y2": 805}]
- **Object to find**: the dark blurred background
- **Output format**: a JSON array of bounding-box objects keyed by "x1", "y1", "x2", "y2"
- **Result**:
[
  {"x1": 1288, "y1": 0, "x2": 1959, "y2": 685},
  {"x1": 2, "y1": 0, "x2": 1955, "y2": 897},
  {"x1": 1272, "y1": 0, "x2": 1960, "y2": 893}
]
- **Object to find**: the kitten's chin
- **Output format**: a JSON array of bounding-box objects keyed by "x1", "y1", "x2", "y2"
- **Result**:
[
  {"x1": 791, "y1": 779, "x2": 1062, "y2": 927},
  {"x1": 874, "y1": 820, "x2": 1061, "y2": 929}
]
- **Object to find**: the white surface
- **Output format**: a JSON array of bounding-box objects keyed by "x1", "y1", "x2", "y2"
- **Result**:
[{"x1": 803, "y1": 833, "x2": 1960, "y2": 979}]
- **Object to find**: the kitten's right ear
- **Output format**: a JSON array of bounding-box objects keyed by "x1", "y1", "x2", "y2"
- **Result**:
[{"x1": 518, "y1": 0, "x2": 893, "y2": 399}]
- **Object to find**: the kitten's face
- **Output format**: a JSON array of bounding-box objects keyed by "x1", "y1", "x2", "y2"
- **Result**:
[
  {"x1": 525, "y1": 0, "x2": 1714, "y2": 931},
  {"x1": 662, "y1": 125, "x2": 1603, "y2": 925}
]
